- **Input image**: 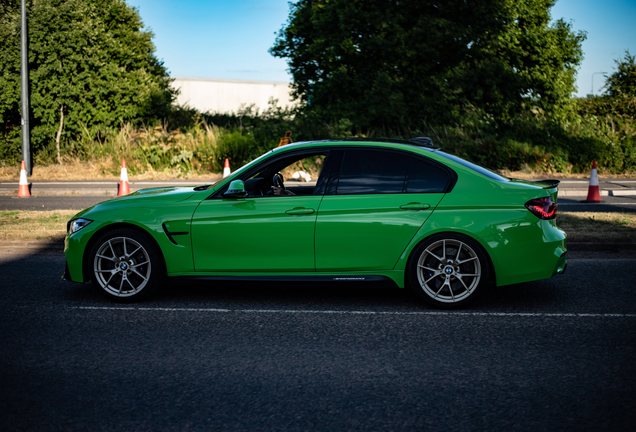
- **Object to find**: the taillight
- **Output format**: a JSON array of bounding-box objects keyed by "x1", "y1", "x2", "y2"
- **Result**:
[{"x1": 525, "y1": 197, "x2": 557, "y2": 220}]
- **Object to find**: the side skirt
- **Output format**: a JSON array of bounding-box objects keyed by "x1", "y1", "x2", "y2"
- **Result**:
[{"x1": 169, "y1": 274, "x2": 399, "y2": 287}]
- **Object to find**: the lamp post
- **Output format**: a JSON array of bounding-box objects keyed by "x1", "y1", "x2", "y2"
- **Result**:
[
  {"x1": 20, "y1": 0, "x2": 31, "y2": 176},
  {"x1": 591, "y1": 72, "x2": 607, "y2": 96}
]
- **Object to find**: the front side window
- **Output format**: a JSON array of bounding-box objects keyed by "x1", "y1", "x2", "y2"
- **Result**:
[{"x1": 242, "y1": 152, "x2": 328, "y2": 197}]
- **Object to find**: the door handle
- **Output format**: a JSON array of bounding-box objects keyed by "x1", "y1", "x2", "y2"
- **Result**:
[
  {"x1": 400, "y1": 202, "x2": 430, "y2": 210},
  {"x1": 285, "y1": 207, "x2": 315, "y2": 215}
]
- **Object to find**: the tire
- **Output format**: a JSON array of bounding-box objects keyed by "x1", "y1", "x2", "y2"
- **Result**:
[
  {"x1": 407, "y1": 233, "x2": 489, "y2": 309},
  {"x1": 88, "y1": 228, "x2": 165, "y2": 302}
]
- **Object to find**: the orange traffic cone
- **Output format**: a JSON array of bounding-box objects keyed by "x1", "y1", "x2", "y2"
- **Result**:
[
  {"x1": 17, "y1": 160, "x2": 31, "y2": 198},
  {"x1": 223, "y1": 158, "x2": 231, "y2": 178},
  {"x1": 117, "y1": 159, "x2": 130, "y2": 196},
  {"x1": 583, "y1": 160, "x2": 602, "y2": 203}
]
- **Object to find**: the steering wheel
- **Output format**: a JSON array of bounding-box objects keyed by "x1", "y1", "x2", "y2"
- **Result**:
[{"x1": 273, "y1": 172, "x2": 285, "y2": 191}]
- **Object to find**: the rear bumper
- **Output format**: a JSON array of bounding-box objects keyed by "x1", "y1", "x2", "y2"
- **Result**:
[
  {"x1": 553, "y1": 249, "x2": 568, "y2": 276},
  {"x1": 485, "y1": 221, "x2": 567, "y2": 287}
]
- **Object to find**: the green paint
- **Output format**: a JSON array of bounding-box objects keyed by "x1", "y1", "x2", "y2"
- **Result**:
[{"x1": 64, "y1": 140, "x2": 566, "y2": 297}]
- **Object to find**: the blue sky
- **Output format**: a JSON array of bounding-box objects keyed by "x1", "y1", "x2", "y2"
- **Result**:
[{"x1": 128, "y1": 0, "x2": 636, "y2": 97}]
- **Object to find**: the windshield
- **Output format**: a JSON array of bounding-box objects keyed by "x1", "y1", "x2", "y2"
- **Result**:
[{"x1": 204, "y1": 150, "x2": 275, "y2": 190}]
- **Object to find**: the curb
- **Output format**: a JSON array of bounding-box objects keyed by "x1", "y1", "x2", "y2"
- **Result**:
[{"x1": 566, "y1": 242, "x2": 636, "y2": 251}]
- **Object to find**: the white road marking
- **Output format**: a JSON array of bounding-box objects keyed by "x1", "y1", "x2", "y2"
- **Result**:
[
  {"x1": 560, "y1": 202, "x2": 636, "y2": 205},
  {"x1": 75, "y1": 306, "x2": 636, "y2": 317}
]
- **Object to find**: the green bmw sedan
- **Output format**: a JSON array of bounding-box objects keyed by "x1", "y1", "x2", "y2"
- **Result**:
[{"x1": 64, "y1": 138, "x2": 567, "y2": 308}]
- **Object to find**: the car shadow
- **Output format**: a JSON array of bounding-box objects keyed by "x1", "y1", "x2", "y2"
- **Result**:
[{"x1": 3, "y1": 247, "x2": 626, "y2": 313}]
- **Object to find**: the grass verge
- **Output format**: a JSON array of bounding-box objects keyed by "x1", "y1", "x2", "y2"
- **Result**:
[
  {"x1": 1, "y1": 210, "x2": 634, "y2": 244},
  {"x1": 558, "y1": 212, "x2": 636, "y2": 243},
  {"x1": 0, "y1": 210, "x2": 77, "y2": 242}
]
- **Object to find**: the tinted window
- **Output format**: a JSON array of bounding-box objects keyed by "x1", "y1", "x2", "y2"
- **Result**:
[
  {"x1": 337, "y1": 150, "x2": 408, "y2": 195},
  {"x1": 407, "y1": 159, "x2": 449, "y2": 193},
  {"x1": 435, "y1": 150, "x2": 509, "y2": 182}
]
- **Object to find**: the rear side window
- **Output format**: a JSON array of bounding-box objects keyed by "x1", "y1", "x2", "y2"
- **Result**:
[
  {"x1": 337, "y1": 150, "x2": 408, "y2": 194},
  {"x1": 407, "y1": 158, "x2": 449, "y2": 193}
]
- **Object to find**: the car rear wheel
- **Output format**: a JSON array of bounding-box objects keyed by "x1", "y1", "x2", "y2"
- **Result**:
[
  {"x1": 89, "y1": 228, "x2": 164, "y2": 302},
  {"x1": 408, "y1": 233, "x2": 489, "y2": 309}
]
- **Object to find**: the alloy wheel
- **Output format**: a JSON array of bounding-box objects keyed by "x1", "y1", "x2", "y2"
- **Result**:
[
  {"x1": 93, "y1": 236, "x2": 152, "y2": 298},
  {"x1": 416, "y1": 239, "x2": 481, "y2": 304}
]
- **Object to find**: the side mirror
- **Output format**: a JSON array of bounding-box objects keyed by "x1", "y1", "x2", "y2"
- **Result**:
[{"x1": 223, "y1": 180, "x2": 247, "y2": 198}]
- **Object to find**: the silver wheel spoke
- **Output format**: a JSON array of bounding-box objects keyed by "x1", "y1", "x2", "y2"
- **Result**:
[
  {"x1": 426, "y1": 250, "x2": 444, "y2": 263},
  {"x1": 418, "y1": 264, "x2": 438, "y2": 272},
  {"x1": 456, "y1": 275, "x2": 470, "y2": 292},
  {"x1": 446, "y1": 279, "x2": 455, "y2": 301},
  {"x1": 456, "y1": 256, "x2": 477, "y2": 265},
  {"x1": 456, "y1": 273, "x2": 479, "y2": 277},
  {"x1": 104, "y1": 272, "x2": 116, "y2": 287},
  {"x1": 118, "y1": 276, "x2": 125, "y2": 294},
  {"x1": 123, "y1": 238, "x2": 128, "y2": 257},
  {"x1": 434, "y1": 283, "x2": 445, "y2": 298},
  {"x1": 131, "y1": 260, "x2": 149, "y2": 268},
  {"x1": 129, "y1": 245, "x2": 142, "y2": 257},
  {"x1": 108, "y1": 240, "x2": 117, "y2": 260},
  {"x1": 130, "y1": 268, "x2": 148, "y2": 281},
  {"x1": 96, "y1": 268, "x2": 117, "y2": 274},
  {"x1": 456, "y1": 242, "x2": 463, "y2": 261},
  {"x1": 125, "y1": 277, "x2": 136, "y2": 290},
  {"x1": 96, "y1": 254, "x2": 117, "y2": 262},
  {"x1": 425, "y1": 272, "x2": 442, "y2": 284}
]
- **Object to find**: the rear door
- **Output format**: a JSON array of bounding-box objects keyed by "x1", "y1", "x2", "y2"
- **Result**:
[{"x1": 314, "y1": 148, "x2": 449, "y2": 271}]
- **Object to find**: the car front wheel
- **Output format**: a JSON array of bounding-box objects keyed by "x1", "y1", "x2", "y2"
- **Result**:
[
  {"x1": 408, "y1": 234, "x2": 489, "y2": 309},
  {"x1": 88, "y1": 228, "x2": 164, "y2": 302}
]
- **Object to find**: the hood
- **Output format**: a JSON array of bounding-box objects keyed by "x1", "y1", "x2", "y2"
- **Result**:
[
  {"x1": 114, "y1": 186, "x2": 198, "y2": 201},
  {"x1": 69, "y1": 186, "x2": 199, "y2": 220}
]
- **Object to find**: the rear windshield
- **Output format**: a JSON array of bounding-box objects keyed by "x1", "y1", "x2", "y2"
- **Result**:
[{"x1": 434, "y1": 151, "x2": 509, "y2": 182}]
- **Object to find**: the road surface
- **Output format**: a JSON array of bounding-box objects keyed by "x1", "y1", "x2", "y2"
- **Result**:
[{"x1": 0, "y1": 247, "x2": 634, "y2": 431}]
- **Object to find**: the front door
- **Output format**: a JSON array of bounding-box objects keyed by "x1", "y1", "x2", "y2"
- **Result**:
[{"x1": 191, "y1": 195, "x2": 322, "y2": 272}]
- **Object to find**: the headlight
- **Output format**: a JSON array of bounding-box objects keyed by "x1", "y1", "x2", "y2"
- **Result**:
[{"x1": 67, "y1": 218, "x2": 92, "y2": 234}]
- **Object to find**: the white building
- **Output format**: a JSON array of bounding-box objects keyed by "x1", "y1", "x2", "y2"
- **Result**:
[{"x1": 171, "y1": 76, "x2": 295, "y2": 114}]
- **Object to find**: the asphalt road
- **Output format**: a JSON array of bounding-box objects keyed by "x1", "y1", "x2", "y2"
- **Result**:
[
  {"x1": 558, "y1": 196, "x2": 636, "y2": 213},
  {"x1": 1, "y1": 194, "x2": 636, "y2": 213},
  {"x1": 1, "y1": 247, "x2": 634, "y2": 431}
]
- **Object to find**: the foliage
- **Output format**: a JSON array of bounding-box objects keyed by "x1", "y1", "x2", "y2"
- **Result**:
[
  {"x1": 0, "y1": 0, "x2": 634, "y2": 177},
  {"x1": 270, "y1": 0, "x2": 586, "y2": 130},
  {"x1": 0, "y1": 0, "x2": 174, "y2": 163},
  {"x1": 605, "y1": 51, "x2": 636, "y2": 98}
]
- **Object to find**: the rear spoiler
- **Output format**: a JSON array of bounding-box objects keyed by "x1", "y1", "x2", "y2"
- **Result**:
[{"x1": 537, "y1": 179, "x2": 561, "y2": 189}]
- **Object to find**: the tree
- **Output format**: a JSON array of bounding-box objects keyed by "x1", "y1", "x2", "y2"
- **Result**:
[
  {"x1": 0, "y1": 0, "x2": 174, "y2": 162},
  {"x1": 605, "y1": 51, "x2": 636, "y2": 98},
  {"x1": 270, "y1": 0, "x2": 586, "y2": 131}
]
